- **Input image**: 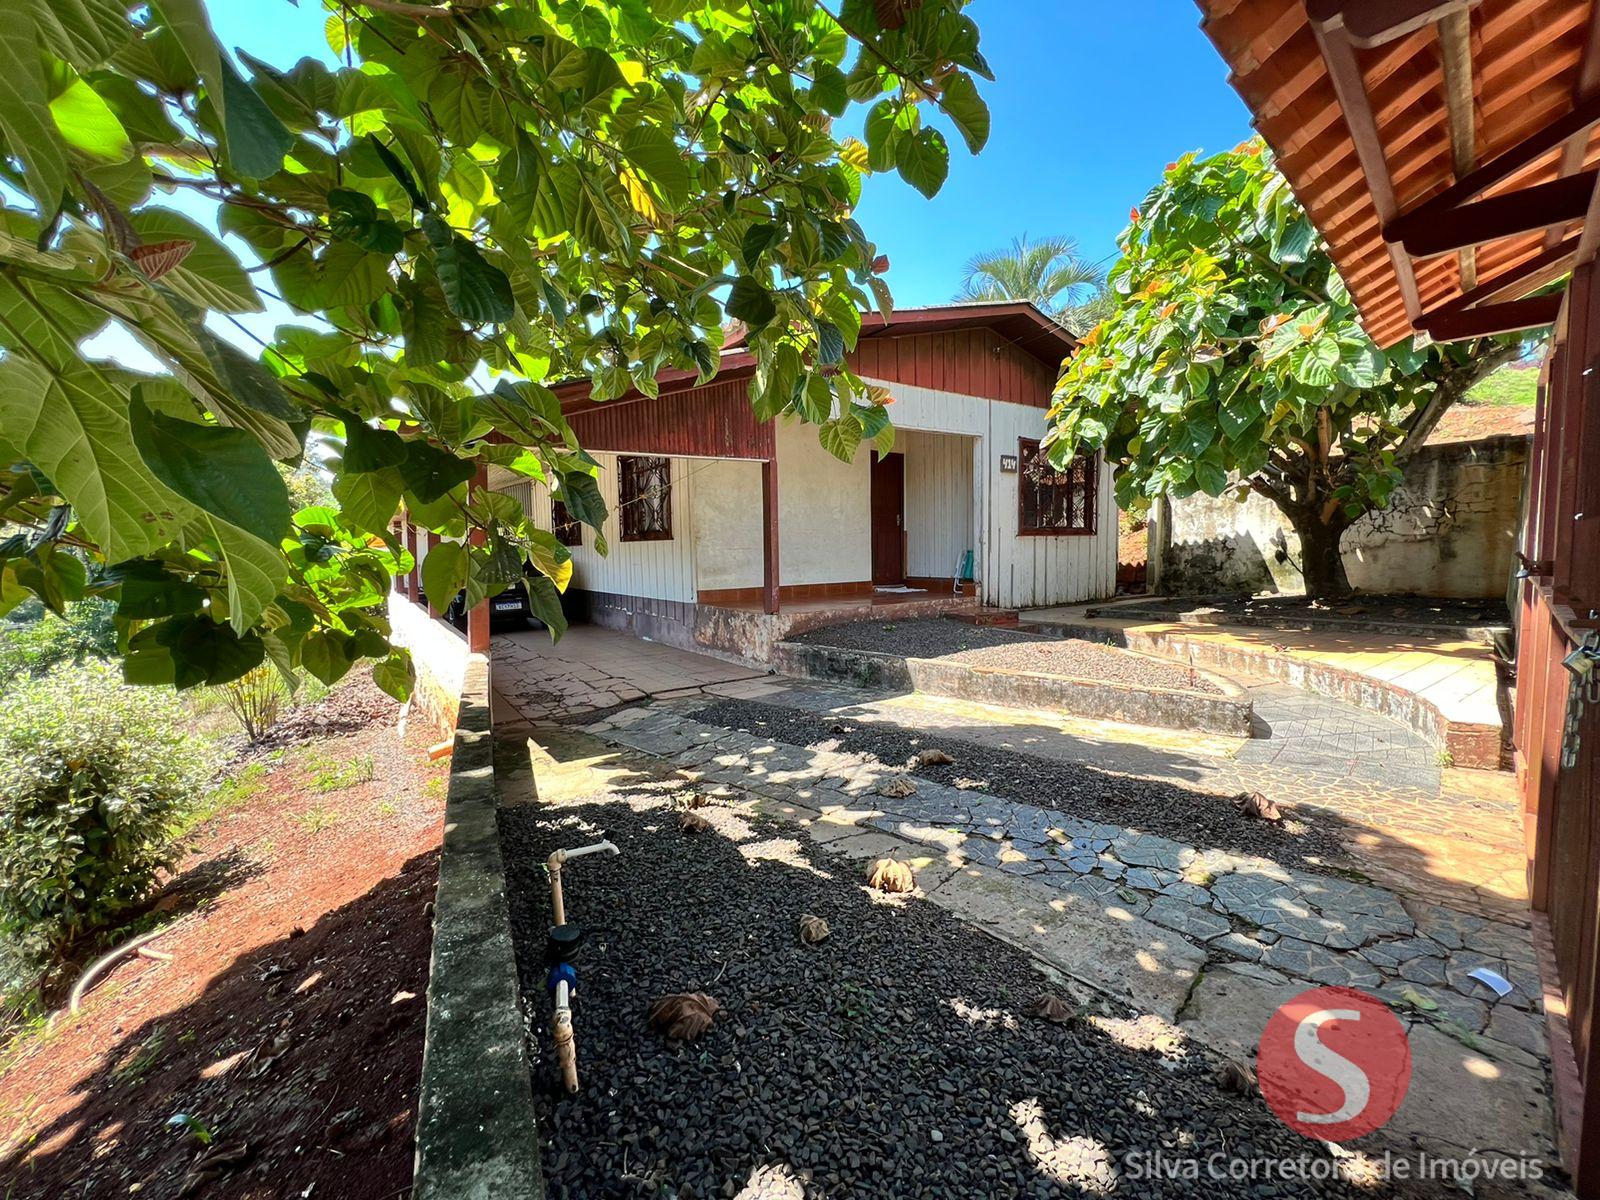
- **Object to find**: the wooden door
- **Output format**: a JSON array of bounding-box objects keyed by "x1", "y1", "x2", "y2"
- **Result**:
[{"x1": 871, "y1": 451, "x2": 905, "y2": 584}]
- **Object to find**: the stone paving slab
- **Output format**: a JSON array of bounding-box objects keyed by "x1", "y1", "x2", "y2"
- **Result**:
[{"x1": 594, "y1": 704, "x2": 1542, "y2": 1050}]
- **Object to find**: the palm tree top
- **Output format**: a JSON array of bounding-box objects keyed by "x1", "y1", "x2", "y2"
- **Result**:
[{"x1": 956, "y1": 235, "x2": 1106, "y2": 315}]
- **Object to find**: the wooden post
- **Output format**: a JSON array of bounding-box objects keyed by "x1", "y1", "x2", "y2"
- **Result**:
[
  {"x1": 467, "y1": 467, "x2": 492, "y2": 653},
  {"x1": 401, "y1": 520, "x2": 417, "y2": 599},
  {"x1": 761, "y1": 456, "x2": 780, "y2": 614},
  {"x1": 426, "y1": 531, "x2": 441, "y2": 618}
]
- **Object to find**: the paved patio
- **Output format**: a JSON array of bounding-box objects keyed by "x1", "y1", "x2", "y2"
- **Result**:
[
  {"x1": 492, "y1": 623, "x2": 1555, "y2": 1186},
  {"x1": 491, "y1": 625, "x2": 776, "y2": 724}
]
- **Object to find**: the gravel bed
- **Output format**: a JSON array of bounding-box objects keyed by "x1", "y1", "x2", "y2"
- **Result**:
[
  {"x1": 500, "y1": 791, "x2": 1386, "y2": 1200},
  {"x1": 688, "y1": 698, "x2": 1350, "y2": 870},
  {"x1": 791, "y1": 620, "x2": 1220, "y2": 694}
]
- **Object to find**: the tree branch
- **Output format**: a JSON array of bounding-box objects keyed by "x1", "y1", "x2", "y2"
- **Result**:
[{"x1": 1394, "y1": 339, "x2": 1521, "y2": 461}]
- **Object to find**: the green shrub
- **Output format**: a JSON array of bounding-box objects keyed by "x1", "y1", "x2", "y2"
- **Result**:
[
  {"x1": 0, "y1": 663, "x2": 220, "y2": 959},
  {"x1": 0, "y1": 597, "x2": 118, "y2": 686}
]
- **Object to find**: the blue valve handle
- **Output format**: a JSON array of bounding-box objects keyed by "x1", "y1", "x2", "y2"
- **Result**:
[{"x1": 546, "y1": 961, "x2": 577, "y2": 996}]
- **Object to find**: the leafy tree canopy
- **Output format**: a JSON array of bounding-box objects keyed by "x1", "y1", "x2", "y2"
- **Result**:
[
  {"x1": 0, "y1": 0, "x2": 991, "y2": 695},
  {"x1": 1045, "y1": 142, "x2": 1519, "y2": 596}
]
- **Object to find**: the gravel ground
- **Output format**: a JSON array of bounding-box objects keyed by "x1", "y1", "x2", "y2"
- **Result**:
[
  {"x1": 791, "y1": 620, "x2": 1221, "y2": 694},
  {"x1": 499, "y1": 790, "x2": 1389, "y2": 1200},
  {"x1": 688, "y1": 698, "x2": 1351, "y2": 869}
]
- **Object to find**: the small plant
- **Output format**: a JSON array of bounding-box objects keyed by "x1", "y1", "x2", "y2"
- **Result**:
[
  {"x1": 167, "y1": 1112, "x2": 214, "y2": 1145},
  {"x1": 308, "y1": 754, "x2": 375, "y2": 794},
  {"x1": 293, "y1": 806, "x2": 338, "y2": 835},
  {"x1": 375, "y1": 800, "x2": 398, "y2": 818},
  {"x1": 1436, "y1": 749, "x2": 1456, "y2": 768},
  {"x1": 220, "y1": 666, "x2": 284, "y2": 743},
  {"x1": 0, "y1": 664, "x2": 218, "y2": 960}
]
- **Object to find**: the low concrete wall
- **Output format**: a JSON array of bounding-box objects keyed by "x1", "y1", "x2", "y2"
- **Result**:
[
  {"x1": 772, "y1": 640, "x2": 1253, "y2": 736},
  {"x1": 698, "y1": 594, "x2": 978, "y2": 664},
  {"x1": 1153, "y1": 435, "x2": 1529, "y2": 599},
  {"x1": 1030, "y1": 619, "x2": 1503, "y2": 769},
  {"x1": 390, "y1": 594, "x2": 469, "y2": 736},
  {"x1": 392, "y1": 594, "x2": 545, "y2": 1199}
]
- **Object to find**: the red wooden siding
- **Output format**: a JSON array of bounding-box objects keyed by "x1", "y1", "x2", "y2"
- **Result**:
[
  {"x1": 848, "y1": 328, "x2": 1060, "y2": 408},
  {"x1": 566, "y1": 376, "x2": 773, "y2": 460}
]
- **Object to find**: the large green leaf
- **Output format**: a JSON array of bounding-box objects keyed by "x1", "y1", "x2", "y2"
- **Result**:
[
  {"x1": 819, "y1": 415, "x2": 862, "y2": 462},
  {"x1": 131, "y1": 208, "x2": 263, "y2": 313},
  {"x1": 29, "y1": 0, "x2": 132, "y2": 71},
  {"x1": 129, "y1": 386, "x2": 290, "y2": 544},
  {"x1": 48, "y1": 64, "x2": 133, "y2": 163},
  {"x1": 219, "y1": 57, "x2": 292, "y2": 178},
  {"x1": 726, "y1": 275, "x2": 776, "y2": 326},
  {"x1": 620, "y1": 125, "x2": 689, "y2": 205},
  {"x1": 372, "y1": 649, "x2": 415, "y2": 701},
  {"x1": 422, "y1": 213, "x2": 513, "y2": 324},
  {"x1": 333, "y1": 465, "x2": 403, "y2": 535},
  {"x1": 0, "y1": 0, "x2": 68, "y2": 212},
  {"x1": 937, "y1": 71, "x2": 989, "y2": 154},
  {"x1": 896, "y1": 128, "x2": 948, "y2": 199},
  {"x1": 400, "y1": 440, "x2": 476, "y2": 504},
  {"x1": 421, "y1": 539, "x2": 466, "y2": 606}
]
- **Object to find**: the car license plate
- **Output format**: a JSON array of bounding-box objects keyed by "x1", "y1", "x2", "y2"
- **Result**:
[{"x1": 494, "y1": 601, "x2": 522, "y2": 613}]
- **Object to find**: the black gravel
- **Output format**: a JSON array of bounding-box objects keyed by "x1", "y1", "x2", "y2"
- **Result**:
[
  {"x1": 688, "y1": 698, "x2": 1352, "y2": 871},
  {"x1": 793, "y1": 619, "x2": 1223, "y2": 695},
  {"x1": 499, "y1": 790, "x2": 1392, "y2": 1200}
]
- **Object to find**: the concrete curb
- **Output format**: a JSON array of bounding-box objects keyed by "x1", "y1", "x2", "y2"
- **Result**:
[
  {"x1": 771, "y1": 640, "x2": 1253, "y2": 736},
  {"x1": 414, "y1": 654, "x2": 545, "y2": 1200}
]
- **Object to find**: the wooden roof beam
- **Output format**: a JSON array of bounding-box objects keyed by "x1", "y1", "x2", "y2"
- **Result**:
[
  {"x1": 1423, "y1": 233, "x2": 1581, "y2": 318},
  {"x1": 1306, "y1": 0, "x2": 1483, "y2": 48},
  {"x1": 1389, "y1": 168, "x2": 1599, "y2": 257},
  {"x1": 1390, "y1": 90, "x2": 1600, "y2": 225},
  {"x1": 1439, "y1": 8, "x2": 1479, "y2": 287},
  {"x1": 1416, "y1": 291, "x2": 1564, "y2": 339},
  {"x1": 1546, "y1": 2, "x2": 1600, "y2": 247},
  {"x1": 1307, "y1": 5, "x2": 1425, "y2": 322}
]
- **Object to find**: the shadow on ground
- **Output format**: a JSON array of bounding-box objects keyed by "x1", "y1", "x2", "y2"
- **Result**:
[
  {"x1": 499, "y1": 776, "x2": 1408, "y2": 1200},
  {"x1": 0, "y1": 852, "x2": 438, "y2": 1200}
]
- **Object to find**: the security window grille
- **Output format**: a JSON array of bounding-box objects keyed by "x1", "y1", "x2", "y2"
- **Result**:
[
  {"x1": 619, "y1": 456, "x2": 672, "y2": 541},
  {"x1": 1018, "y1": 438, "x2": 1096, "y2": 536},
  {"x1": 551, "y1": 498, "x2": 582, "y2": 547}
]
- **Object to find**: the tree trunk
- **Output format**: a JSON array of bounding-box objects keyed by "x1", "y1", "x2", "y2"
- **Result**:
[{"x1": 1290, "y1": 512, "x2": 1353, "y2": 598}]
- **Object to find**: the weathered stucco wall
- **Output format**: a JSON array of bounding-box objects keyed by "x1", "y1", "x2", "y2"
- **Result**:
[
  {"x1": 689, "y1": 458, "x2": 763, "y2": 591},
  {"x1": 1154, "y1": 435, "x2": 1529, "y2": 598},
  {"x1": 775, "y1": 417, "x2": 872, "y2": 585}
]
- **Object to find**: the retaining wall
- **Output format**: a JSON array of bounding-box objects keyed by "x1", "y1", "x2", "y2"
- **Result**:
[
  {"x1": 390, "y1": 593, "x2": 545, "y2": 1199},
  {"x1": 772, "y1": 640, "x2": 1253, "y2": 737}
]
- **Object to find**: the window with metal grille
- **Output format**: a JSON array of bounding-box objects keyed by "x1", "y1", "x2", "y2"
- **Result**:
[
  {"x1": 551, "y1": 498, "x2": 583, "y2": 547},
  {"x1": 1017, "y1": 438, "x2": 1097, "y2": 536},
  {"x1": 618, "y1": 455, "x2": 672, "y2": 541}
]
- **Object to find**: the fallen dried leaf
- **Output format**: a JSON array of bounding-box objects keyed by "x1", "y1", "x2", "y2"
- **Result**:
[
  {"x1": 797, "y1": 914, "x2": 830, "y2": 944},
  {"x1": 1028, "y1": 994, "x2": 1076, "y2": 1024},
  {"x1": 913, "y1": 748, "x2": 955, "y2": 767},
  {"x1": 1234, "y1": 791, "x2": 1282, "y2": 821},
  {"x1": 878, "y1": 775, "x2": 918, "y2": 799},
  {"x1": 866, "y1": 858, "x2": 915, "y2": 893},
  {"x1": 647, "y1": 992, "x2": 720, "y2": 1041},
  {"x1": 679, "y1": 811, "x2": 712, "y2": 835}
]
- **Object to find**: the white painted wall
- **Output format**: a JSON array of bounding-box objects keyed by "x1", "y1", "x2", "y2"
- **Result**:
[
  {"x1": 862, "y1": 376, "x2": 1117, "y2": 609},
  {"x1": 494, "y1": 457, "x2": 697, "y2": 602},
  {"x1": 689, "y1": 458, "x2": 763, "y2": 591},
  {"x1": 899, "y1": 428, "x2": 975, "y2": 579},
  {"x1": 775, "y1": 417, "x2": 871, "y2": 585}
]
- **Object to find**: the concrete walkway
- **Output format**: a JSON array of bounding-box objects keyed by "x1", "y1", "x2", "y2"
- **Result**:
[
  {"x1": 491, "y1": 625, "x2": 774, "y2": 723},
  {"x1": 501, "y1": 647, "x2": 1556, "y2": 1187},
  {"x1": 1026, "y1": 603, "x2": 1507, "y2": 768}
]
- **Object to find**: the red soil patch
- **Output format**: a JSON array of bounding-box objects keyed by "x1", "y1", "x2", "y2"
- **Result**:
[{"x1": 0, "y1": 676, "x2": 448, "y2": 1200}]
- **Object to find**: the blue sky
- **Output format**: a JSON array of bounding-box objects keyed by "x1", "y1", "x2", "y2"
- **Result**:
[
  {"x1": 100, "y1": 1, "x2": 1254, "y2": 366},
  {"x1": 848, "y1": 3, "x2": 1254, "y2": 305}
]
